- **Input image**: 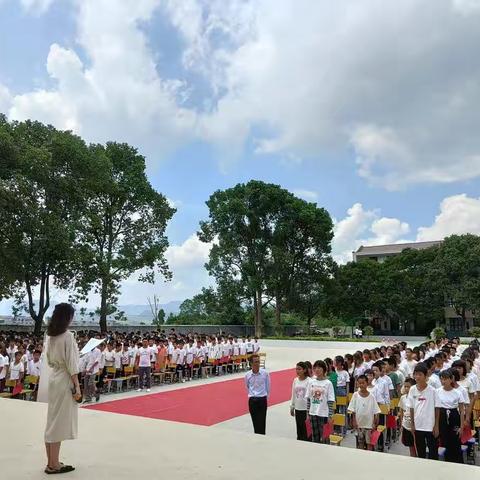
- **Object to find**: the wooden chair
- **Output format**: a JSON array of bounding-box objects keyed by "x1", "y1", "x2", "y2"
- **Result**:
[
  {"x1": 124, "y1": 366, "x2": 139, "y2": 389},
  {"x1": 164, "y1": 364, "x2": 177, "y2": 384},
  {"x1": 329, "y1": 414, "x2": 346, "y2": 446},
  {"x1": 104, "y1": 367, "x2": 117, "y2": 394},
  {"x1": 203, "y1": 362, "x2": 214, "y2": 378},
  {"x1": 259, "y1": 352, "x2": 267, "y2": 368}
]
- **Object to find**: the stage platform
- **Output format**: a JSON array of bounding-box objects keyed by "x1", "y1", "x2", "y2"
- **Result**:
[{"x1": 2, "y1": 398, "x2": 477, "y2": 480}]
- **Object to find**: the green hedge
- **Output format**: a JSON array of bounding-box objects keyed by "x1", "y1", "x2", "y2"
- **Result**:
[{"x1": 263, "y1": 336, "x2": 381, "y2": 342}]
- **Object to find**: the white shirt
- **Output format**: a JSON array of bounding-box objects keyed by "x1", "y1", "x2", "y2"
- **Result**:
[
  {"x1": 186, "y1": 346, "x2": 195, "y2": 364},
  {"x1": 104, "y1": 349, "x2": 115, "y2": 367},
  {"x1": 406, "y1": 385, "x2": 436, "y2": 431},
  {"x1": 0, "y1": 354, "x2": 7, "y2": 380},
  {"x1": 399, "y1": 394, "x2": 412, "y2": 430},
  {"x1": 399, "y1": 359, "x2": 417, "y2": 378},
  {"x1": 428, "y1": 373, "x2": 441, "y2": 389},
  {"x1": 245, "y1": 368, "x2": 270, "y2": 397},
  {"x1": 291, "y1": 377, "x2": 310, "y2": 411},
  {"x1": 149, "y1": 345, "x2": 158, "y2": 362},
  {"x1": 436, "y1": 387, "x2": 463, "y2": 409},
  {"x1": 137, "y1": 347, "x2": 151, "y2": 367},
  {"x1": 87, "y1": 348, "x2": 102, "y2": 374},
  {"x1": 253, "y1": 341, "x2": 260, "y2": 353},
  {"x1": 367, "y1": 384, "x2": 384, "y2": 404},
  {"x1": 9, "y1": 361, "x2": 24, "y2": 380},
  {"x1": 113, "y1": 350, "x2": 123, "y2": 369},
  {"x1": 336, "y1": 370, "x2": 349, "y2": 388},
  {"x1": 458, "y1": 377, "x2": 476, "y2": 395},
  {"x1": 468, "y1": 371, "x2": 480, "y2": 392},
  {"x1": 347, "y1": 391, "x2": 380, "y2": 429},
  {"x1": 455, "y1": 385, "x2": 470, "y2": 404},
  {"x1": 27, "y1": 359, "x2": 42, "y2": 377},
  {"x1": 305, "y1": 377, "x2": 335, "y2": 417},
  {"x1": 372, "y1": 376, "x2": 390, "y2": 404}
]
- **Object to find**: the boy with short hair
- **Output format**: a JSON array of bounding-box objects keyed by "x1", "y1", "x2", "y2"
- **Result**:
[
  {"x1": 347, "y1": 374, "x2": 380, "y2": 450},
  {"x1": 407, "y1": 362, "x2": 438, "y2": 460}
]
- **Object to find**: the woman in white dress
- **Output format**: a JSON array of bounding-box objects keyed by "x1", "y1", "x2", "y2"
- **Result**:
[{"x1": 44, "y1": 303, "x2": 81, "y2": 475}]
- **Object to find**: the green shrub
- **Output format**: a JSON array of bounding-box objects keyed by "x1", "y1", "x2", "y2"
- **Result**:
[
  {"x1": 431, "y1": 327, "x2": 446, "y2": 340},
  {"x1": 363, "y1": 325, "x2": 374, "y2": 338},
  {"x1": 469, "y1": 327, "x2": 480, "y2": 339}
]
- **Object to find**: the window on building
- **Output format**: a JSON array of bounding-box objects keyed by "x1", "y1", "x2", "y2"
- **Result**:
[{"x1": 448, "y1": 318, "x2": 464, "y2": 331}]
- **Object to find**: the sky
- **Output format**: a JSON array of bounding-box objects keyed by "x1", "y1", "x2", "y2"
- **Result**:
[{"x1": 1, "y1": 0, "x2": 480, "y2": 311}]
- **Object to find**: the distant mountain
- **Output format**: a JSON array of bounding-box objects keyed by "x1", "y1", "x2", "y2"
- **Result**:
[
  {"x1": 0, "y1": 299, "x2": 183, "y2": 319},
  {"x1": 118, "y1": 301, "x2": 182, "y2": 317}
]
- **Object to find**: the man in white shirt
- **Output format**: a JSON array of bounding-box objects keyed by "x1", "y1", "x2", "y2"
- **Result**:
[
  {"x1": 136, "y1": 339, "x2": 152, "y2": 392},
  {"x1": 245, "y1": 354, "x2": 270, "y2": 435}
]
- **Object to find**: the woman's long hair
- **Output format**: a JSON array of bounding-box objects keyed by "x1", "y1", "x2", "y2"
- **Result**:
[{"x1": 47, "y1": 303, "x2": 75, "y2": 337}]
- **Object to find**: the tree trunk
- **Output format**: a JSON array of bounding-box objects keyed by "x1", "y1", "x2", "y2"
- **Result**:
[
  {"x1": 275, "y1": 289, "x2": 281, "y2": 335},
  {"x1": 100, "y1": 277, "x2": 108, "y2": 333},
  {"x1": 255, "y1": 289, "x2": 263, "y2": 337},
  {"x1": 26, "y1": 269, "x2": 50, "y2": 336}
]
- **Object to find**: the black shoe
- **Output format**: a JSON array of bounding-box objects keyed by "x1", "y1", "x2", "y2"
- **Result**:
[{"x1": 95, "y1": 393, "x2": 100, "y2": 402}]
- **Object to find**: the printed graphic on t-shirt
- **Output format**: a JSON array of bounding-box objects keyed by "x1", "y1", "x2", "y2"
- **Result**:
[
  {"x1": 311, "y1": 386, "x2": 326, "y2": 404},
  {"x1": 295, "y1": 386, "x2": 307, "y2": 399}
]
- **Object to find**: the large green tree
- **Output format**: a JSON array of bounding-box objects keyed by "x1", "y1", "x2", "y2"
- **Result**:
[
  {"x1": 0, "y1": 116, "x2": 95, "y2": 335},
  {"x1": 382, "y1": 246, "x2": 443, "y2": 333},
  {"x1": 432, "y1": 234, "x2": 480, "y2": 327},
  {"x1": 198, "y1": 180, "x2": 333, "y2": 336},
  {"x1": 74, "y1": 142, "x2": 175, "y2": 332}
]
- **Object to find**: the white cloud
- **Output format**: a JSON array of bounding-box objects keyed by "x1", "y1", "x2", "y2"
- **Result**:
[
  {"x1": 417, "y1": 194, "x2": 480, "y2": 241},
  {"x1": 333, "y1": 194, "x2": 480, "y2": 263},
  {"x1": 452, "y1": 0, "x2": 480, "y2": 15},
  {"x1": 292, "y1": 189, "x2": 318, "y2": 202},
  {"x1": 0, "y1": 84, "x2": 11, "y2": 114},
  {"x1": 8, "y1": 0, "x2": 196, "y2": 165},
  {"x1": 332, "y1": 203, "x2": 411, "y2": 263},
  {"x1": 164, "y1": 0, "x2": 480, "y2": 188},
  {"x1": 20, "y1": 0, "x2": 55, "y2": 14},
  {"x1": 165, "y1": 234, "x2": 211, "y2": 270}
]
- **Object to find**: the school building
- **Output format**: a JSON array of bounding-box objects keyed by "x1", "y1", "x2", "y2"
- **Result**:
[{"x1": 352, "y1": 240, "x2": 477, "y2": 336}]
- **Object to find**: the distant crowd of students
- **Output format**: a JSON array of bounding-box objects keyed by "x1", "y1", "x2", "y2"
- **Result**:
[
  {"x1": 290, "y1": 338, "x2": 480, "y2": 464},
  {"x1": 0, "y1": 330, "x2": 261, "y2": 401}
]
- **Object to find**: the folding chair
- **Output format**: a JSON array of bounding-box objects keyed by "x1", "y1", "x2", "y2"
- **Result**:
[
  {"x1": 124, "y1": 366, "x2": 139, "y2": 389},
  {"x1": 329, "y1": 414, "x2": 346, "y2": 446}
]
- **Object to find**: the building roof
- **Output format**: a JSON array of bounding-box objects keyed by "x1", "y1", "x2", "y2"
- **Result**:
[{"x1": 354, "y1": 240, "x2": 442, "y2": 257}]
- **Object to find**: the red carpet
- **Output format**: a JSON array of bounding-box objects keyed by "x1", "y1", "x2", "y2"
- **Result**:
[{"x1": 85, "y1": 368, "x2": 295, "y2": 426}]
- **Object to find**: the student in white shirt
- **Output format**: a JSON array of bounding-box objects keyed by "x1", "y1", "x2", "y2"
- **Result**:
[
  {"x1": 436, "y1": 369, "x2": 465, "y2": 464},
  {"x1": 27, "y1": 350, "x2": 42, "y2": 377},
  {"x1": 0, "y1": 350, "x2": 8, "y2": 392},
  {"x1": 104, "y1": 344, "x2": 115, "y2": 368},
  {"x1": 253, "y1": 337, "x2": 260, "y2": 354},
  {"x1": 113, "y1": 344, "x2": 123, "y2": 376},
  {"x1": 452, "y1": 359, "x2": 475, "y2": 421},
  {"x1": 290, "y1": 362, "x2": 311, "y2": 441},
  {"x1": 399, "y1": 378, "x2": 416, "y2": 457},
  {"x1": 348, "y1": 374, "x2": 380, "y2": 450},
  {"x1": 136, "y1": 339, "x2": 152, "y2": 392},
  {"x1": 304, "y1": 360, "x2": 335, "y2": 444},
  {"x1": 84, "y1": 346, "x2": 101, "y2": 403},
  {"x1": 407, "y1": 363, "x2": 438, "y2": 460},
  {"x1": 399, "y1": 348, "x2": 417, "y2": 378},
  {"x1": 9, "y1": 351, "x2": 24, "y2": 386}
]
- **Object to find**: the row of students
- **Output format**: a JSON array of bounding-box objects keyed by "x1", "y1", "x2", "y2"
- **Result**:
[{"x1": 290, "y1": 339, "x2": 480, "y2": 463}]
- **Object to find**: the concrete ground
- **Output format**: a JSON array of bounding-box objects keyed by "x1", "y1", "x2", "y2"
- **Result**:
[{"x1": 2, "y1": 339, "x2": 478, "y2": 478}]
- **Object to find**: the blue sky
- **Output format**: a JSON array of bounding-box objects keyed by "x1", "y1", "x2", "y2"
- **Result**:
[{"x1": 1, "y1": 0, "x2": 480, "y2": 311}]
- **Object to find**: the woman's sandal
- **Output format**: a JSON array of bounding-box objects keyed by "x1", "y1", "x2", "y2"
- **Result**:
[{"x1": 44, "y1": 465, "x2": 75, "y2": 474}]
